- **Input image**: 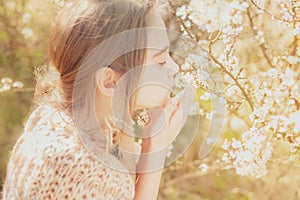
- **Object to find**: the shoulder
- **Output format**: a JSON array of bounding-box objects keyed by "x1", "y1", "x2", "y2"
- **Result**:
[{"x1": 3, "y1": 104, "x2": 135, "y2": 199}]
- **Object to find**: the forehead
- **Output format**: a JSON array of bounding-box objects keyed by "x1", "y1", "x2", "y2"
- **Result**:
[{"x1": 145, "y1": 9, "x2": 169, "y2": 51}]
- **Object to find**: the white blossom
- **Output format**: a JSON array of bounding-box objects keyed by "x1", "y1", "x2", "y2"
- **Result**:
[
  {"x1": 266, "y1": 68, "x2": 278, "y2": 78},
  {"x1": 21, "y1": 27, "x2": 34, "y2": 39},
  {"x1": 221, "y1": 127, "x2": 273, "y2": 178},
  {"x1": 176, "y1": 0, "x2": 248, "y2": 33},
  {"x1": 199, "y1": 92, "x2": 211, "y2": 101},
  {"x1": 281, "y1": 67, "x2": 295, "y2": 86},
  {"x1": 176, "y1": 5, "x2": 187, "y2": 20},
  {"x1": 166, "y1": 144, "x2": 174, "y2": 158},
  {"x1": 0, "y1": 77, "x2": 25, "y2": 92},
  {"x1": 1, "y1": 77, "x2": 13, "y2": 84},
  {"x1": 231, "y1": 139, "x2": 242, "y2": 149},
  {"x1": 289, "y1": 111, "x2": 300, "y2": 133},
  {"x1": 286, "y1": 56, "x2": 299, "y2": 65},
  {"x1": 199, "y1": 163, "x2": 209, "y2": 173},
  {"x1": 12, "y1": 81, "x2": 24, "y2": 89},
  {"x1": 22, "y1": 12, "x2": 31, "y2": 24},
  {"x1": 249, "y1": 106, "x2": 271, "y2": 124}
]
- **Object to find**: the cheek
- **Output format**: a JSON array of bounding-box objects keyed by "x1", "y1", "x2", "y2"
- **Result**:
[{"x1": 134, "y1": 85, "x2": 170, "y2": 108}]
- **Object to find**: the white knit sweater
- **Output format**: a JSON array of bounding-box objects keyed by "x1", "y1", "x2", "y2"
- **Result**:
[{"x1": 2, "y1": 104, "x2": 141, "y2": 200}]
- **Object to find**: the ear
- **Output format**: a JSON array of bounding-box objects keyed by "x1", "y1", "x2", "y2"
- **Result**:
[{"x1": 95, "y1": 67, "x2": 119, "y2": 96}]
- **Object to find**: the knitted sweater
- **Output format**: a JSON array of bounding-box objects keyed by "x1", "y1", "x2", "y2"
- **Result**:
[{"x1": 2, "y1": 104, "x2": 141, "y2": 200}]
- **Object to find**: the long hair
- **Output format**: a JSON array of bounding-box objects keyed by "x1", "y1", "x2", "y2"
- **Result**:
[
  {"x1": 32, "y1": 0, "x2": 157, "y2": 161},
  {"x1": 34, "y1": 0, "x2": 155, "y2": 111}
]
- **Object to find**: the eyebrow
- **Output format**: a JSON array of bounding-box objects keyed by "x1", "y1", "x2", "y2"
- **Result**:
[{"x1": 152, "y1": 46, "x2": 169, "y2": 58}]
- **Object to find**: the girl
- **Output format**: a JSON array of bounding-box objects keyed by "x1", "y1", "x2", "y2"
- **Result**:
[{"x1": 2, "y1": 0, "x2": 189, "y2": 199}]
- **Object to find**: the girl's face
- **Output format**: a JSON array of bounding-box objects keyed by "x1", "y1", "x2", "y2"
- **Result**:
[{"x1": 133, "y1": 9, "x2": 179, "y2": 111}]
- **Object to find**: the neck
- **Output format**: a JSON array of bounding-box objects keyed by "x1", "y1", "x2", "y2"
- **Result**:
[{"x1": 95, "y1": 89, "x2": 112, "y2": 132}]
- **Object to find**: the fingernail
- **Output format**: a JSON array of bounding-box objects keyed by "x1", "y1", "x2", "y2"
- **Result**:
[{"x1": 175, "y1": 89, "x2": 185, "y2": 101}]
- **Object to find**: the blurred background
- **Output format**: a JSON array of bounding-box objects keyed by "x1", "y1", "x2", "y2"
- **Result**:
[
  {"x1": 0, "y1": 0, "x2": 299, "y2": 199},
  {"x1": 0, "y1": 0, "x2": 56, "y2": 191}
]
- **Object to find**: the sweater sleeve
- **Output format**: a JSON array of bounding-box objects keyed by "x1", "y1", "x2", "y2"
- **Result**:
[
  {"x1": 2, "y1": 105, "x2": 135, "y2": 200},
  {"x1": 27, "y1": 150, "x2": 135, "y2": 200},
  {"x1": 2, "y1": 130, "x2": 135, "y2": 200}
]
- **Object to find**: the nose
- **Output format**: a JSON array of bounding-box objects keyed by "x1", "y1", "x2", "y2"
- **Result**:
[{"x1": 167, "y1": 54, "x2": 179, "y2": 74}]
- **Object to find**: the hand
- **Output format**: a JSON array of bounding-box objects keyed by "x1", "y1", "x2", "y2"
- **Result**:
[{"x1": 141, "y1": 89, "x2": 189, "y2": 153}]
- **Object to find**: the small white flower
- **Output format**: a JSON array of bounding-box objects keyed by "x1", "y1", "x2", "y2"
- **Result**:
[
  {"x1": 21, "y1": 27, "x2": 34, "y2": 39},
  {"x1": 289, "y1": 111, "x2": 300, "y2": 133},
  {"x1": 12, "y1": 81, "x2": 24, "y2": 88},
  {"x1": 22, "y1": 12, "x2": 31, "y2": 24},
  {"x1": 222, "y1": 126, "x2": 272, "y2": 178},
  {"x1": 205, "y1": 112, "x2": 213, "y2": 120},
  {"x1": 137, "y1": 138, "x2": 142, "y2": 145},
  {"x1": 297, "y1": 47, "x2": 300, "y2": 56},
  {"x1": 276, "y1": 134, "x2": 282, "y2": 139},
  {"x1": 200, "y1": 92, "x2": 211, "y2": 101},
  {"x1": 199, "y1": 163, "x2": 209, "y2": 173},
  {"x1": 267, "y1": 68, "x2": 278, "y2": 78},
  {"x1": 231, "y1": 139, "x2": 242, "y2": 149},
  {"x1": 221, "y1": 138, "x2": 230, "y2": 150},
  {"x1": 180, "y1": 63, "x2": 190, "y2": 70},
  {"x1": 135, "y1": 108, "x2": 150, "y2": 127},
  {"x1": 1, "y1": 84, "x2": 11, "y2": 91},
  {"x1": 176, "y1": 5, "x2": 187, "y2": 19},
  {"x1": 198, "y1": 108, "x2": 205, "y2": 116},
  {"x1": 1, "y1": 77, "x2": 13, "y2": 84},
  {"x1": 286, "y1": 56, "x2": 298, "y2": 65},
  {"x1": 166, "y1": 144, "x2": 174, "y2": 158},
  {"x1": 222, "y1": 153, "x2": 230, "y2": 163},
  {"x1": 281, "y1": 67, "x2": 295, "y2": 86}
]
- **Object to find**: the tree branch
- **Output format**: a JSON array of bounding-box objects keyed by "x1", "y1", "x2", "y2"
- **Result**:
[
  {"x1": 167, "y1": 0, "x2": 255, "y2": 111},
  {"x1": 248, "y1": 0, "x2": 300, "y2": 23},
  {"x1": 247, "y1": 8, "x2": 275, "y2": 68}
]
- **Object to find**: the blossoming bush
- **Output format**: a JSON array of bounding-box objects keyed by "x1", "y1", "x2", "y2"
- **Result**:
[
  {"x1": 171, "y1": 0, "x2": 299, "y2": 178},
  {"x1": 160, "y1": 0, "x2": 299, "y2": 198}
]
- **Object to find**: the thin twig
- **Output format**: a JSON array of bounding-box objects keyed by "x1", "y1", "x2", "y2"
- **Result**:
[
  {"x1": 248, "y1": 0, "x2": 300, "y2": 23},
  {"x1": 247, "y1": 8, "x2": 275, "y2": 68},
  {"x1": 207, "y1": 50, "x2": 254, "y2": 111},
  {"x1": 291, "y1": 1, "x2": 299, "y2": 56},
  {"x1": 0, "y1": 87, "x2": 35, "y2": 93},
  {"x1": 165, "y1": 165, "x2": 234, "y2": 187}
]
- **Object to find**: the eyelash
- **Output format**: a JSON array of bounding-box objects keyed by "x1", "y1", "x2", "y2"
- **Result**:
[{"x1": 159, "y1": 61, "x2": 167, "y2": 66}]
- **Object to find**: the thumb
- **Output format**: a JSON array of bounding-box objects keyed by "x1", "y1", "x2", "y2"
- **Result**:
[{"x1": 164, "y1": 97, "x2": 180, "y2": 120}]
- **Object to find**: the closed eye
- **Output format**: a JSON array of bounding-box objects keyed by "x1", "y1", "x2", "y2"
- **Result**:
[{"x1": 158, "y1": 61, "x2": 167, "y2": 66}]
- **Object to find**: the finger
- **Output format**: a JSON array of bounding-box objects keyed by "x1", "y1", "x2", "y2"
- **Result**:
[
  {"x1": 164, "y1": 97, "x2": 179, "y2": 119},
  {"x1": 169, "y1": 101, "x2": 182, "y2": 125},
  {"x1": 142, "y1": 97, "x2": 180, "y2": 138},
  {"x1": 179, "y1": 86, "x2": 195, "y2": 121},
  {"x1": 168, "y1": 103, "x2": 183, "y2": 138}
]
